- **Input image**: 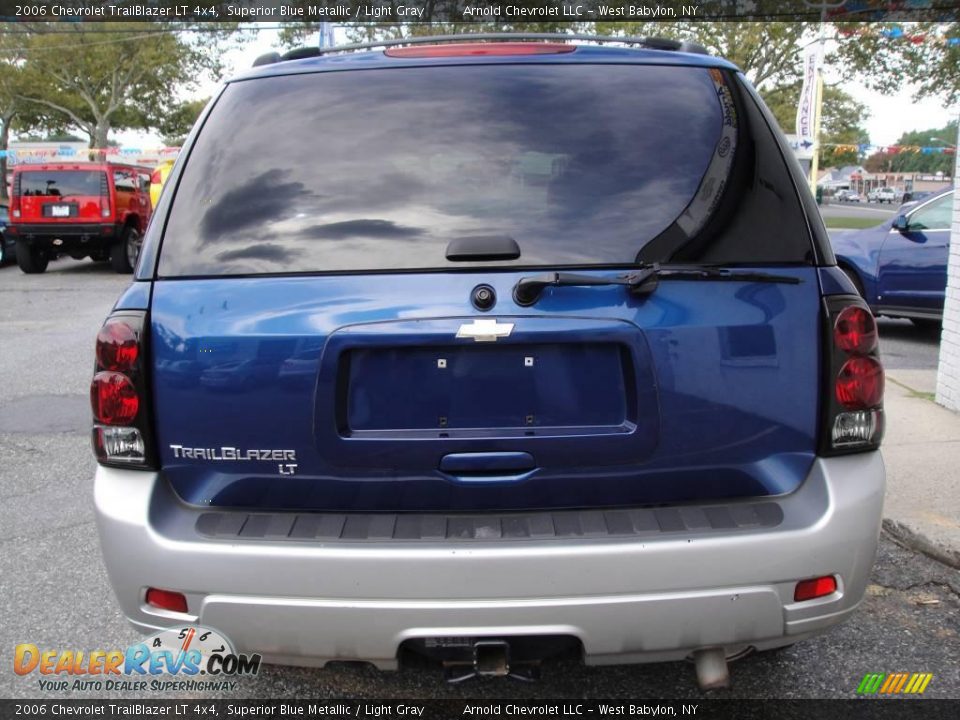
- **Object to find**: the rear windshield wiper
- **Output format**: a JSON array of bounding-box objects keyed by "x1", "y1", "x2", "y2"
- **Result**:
[{"x1": 512, "y1": 265, "x2": 801, "y2": 306}]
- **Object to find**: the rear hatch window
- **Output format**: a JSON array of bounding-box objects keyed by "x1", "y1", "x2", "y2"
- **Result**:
[
  {"x1": 159, "y1": 63, "x2": 812, "y2": 276},
  {"x1": 18, "y1": 170, "x2": 103, "y2": 197}
]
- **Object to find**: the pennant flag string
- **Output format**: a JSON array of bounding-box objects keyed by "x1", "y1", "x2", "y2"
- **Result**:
[{"x1": 0, "y1": 147, "x2": 181, "y2": 160}]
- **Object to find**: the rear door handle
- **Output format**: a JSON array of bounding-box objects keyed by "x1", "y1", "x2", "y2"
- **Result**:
[{"x1": 439, "y1": 452, "x2": 536, "y2": 482}]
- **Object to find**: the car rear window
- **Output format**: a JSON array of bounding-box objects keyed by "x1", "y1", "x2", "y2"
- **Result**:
[
  {"x1": 18, "y1": 170, "x2": 103, "y2": 198},
  {"x1": 159, "y1": 63, "x2": 812, "y2": 277}
]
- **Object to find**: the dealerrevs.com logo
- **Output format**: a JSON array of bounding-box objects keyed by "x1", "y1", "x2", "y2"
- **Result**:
[{"x1": 14, "y1": 625, "x2": 261, "y2": 692}]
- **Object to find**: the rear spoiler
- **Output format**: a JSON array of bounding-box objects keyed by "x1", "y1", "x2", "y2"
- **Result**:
[{"x1": 253, "y1": 32, "x2": 710, "y2": 67}]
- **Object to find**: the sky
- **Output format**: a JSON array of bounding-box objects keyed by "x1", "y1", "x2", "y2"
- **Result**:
[
  {"x1": 845, "y1": 83, "x2": 955, "y2": 147},
  {"x1": 108, "y1": 24, "x2": 959, "y2": 151}
]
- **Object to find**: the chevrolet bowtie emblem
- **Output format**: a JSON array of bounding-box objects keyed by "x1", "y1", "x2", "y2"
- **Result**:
[{"x1": 456, "y1": 319, "x2": 515, "y2": 342}]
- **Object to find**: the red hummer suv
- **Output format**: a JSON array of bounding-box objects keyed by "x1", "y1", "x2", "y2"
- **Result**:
[{"x1": 7, "y1": 162, "x2": 153, "y2": 274}]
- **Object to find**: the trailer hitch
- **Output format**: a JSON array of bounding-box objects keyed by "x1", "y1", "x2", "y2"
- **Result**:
[{"x1": 442, "y1": 641, "x2": 540, "y2": 683}]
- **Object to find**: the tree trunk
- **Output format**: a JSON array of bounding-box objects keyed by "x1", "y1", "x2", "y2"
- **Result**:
[
  {"x1": 0, "y1": 112, "x2": 12, "y2": 202},
  {"x1": 91, "y1": 121, "x2": 110, "y2": 160}
]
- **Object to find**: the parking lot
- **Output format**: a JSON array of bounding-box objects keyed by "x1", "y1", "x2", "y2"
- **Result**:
[
  {"x1": 820, "y1": 198, "x2": 902, "y2": 223},
  {"x1": 1, "y1": 257, "x2": 958, "y2": 700}
]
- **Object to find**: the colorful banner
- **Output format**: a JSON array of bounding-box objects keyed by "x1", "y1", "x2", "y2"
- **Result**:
[
  {"x1": 836, "y1": 23, "x2": 960, "y2": 46},
  {"x1": 0, "y1": 143, "x2": 952, "y2": 162},
  {"x1": 1, "y1": 147, "x2": 180, "y2": 160},
  {"x1": 821, "y1": 143, "x2": 955, "y2": 155}
]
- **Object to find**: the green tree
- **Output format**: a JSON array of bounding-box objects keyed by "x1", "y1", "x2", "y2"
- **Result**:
[
  {"x1": 595, "y1": 21, "x2": 814, "y2": 88},
  {"x1": 833, "y1": 22, "x2": 960, "y2": 106},
  {"x1": 864, "y1": 120, "x2": 957, "y2": 175},
  {"x1": 1, "y1": 31, "x2": 28, "y2": 200},
  {"x1": 0, "y1": 60, "x2": 24, "y2": 201},
  {"x1": 283, "y1": 18, "x2": 955, "y2": 104},
  {"x1": 156, "y1": 98, "x2": 209, "y2": 147},
  {"x1": 763, "y1": 83, "x2": 871, "y2": 167},
  {"x1": 296, "y1": 20, "x2": 813, "y2": 90},
  {"x1": 9, "y1": 23, "x2": 245, "y2": 150},
  {"x1": 0, "y1": 29, "x2": 61, "y2": 201}
]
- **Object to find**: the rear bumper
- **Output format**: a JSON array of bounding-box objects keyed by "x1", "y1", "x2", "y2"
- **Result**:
[
  {"x1": 8, "y1": 223, "x2": 118, "y2": 246},
  {"x1": 94, "y1": 453, "x2": 885, "y2": 668}
]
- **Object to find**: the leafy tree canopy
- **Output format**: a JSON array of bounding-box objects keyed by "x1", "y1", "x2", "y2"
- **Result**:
[
  {"x1": 156, "y1": 98, "x2": 209, "y2": 147},
  {"x1": 17, "y1": 132, "x2": 85, "y2": 142},
  {"x1": 864, "y1": 120, "x2": 958, "y2": 175},
  {"x1": 4, "y1": 22, "x2": 247, "y2": 149},
  {"x1": 763, "y1": 83, "x2": 871, "y2": 167},
  {"x1": 832, "y1": 22, "x2": 960, "y2": 105}
]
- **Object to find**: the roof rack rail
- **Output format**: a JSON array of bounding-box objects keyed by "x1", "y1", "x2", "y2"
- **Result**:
[{"x1": 252, "y1": 33, "x2": 710, "y2": 67}]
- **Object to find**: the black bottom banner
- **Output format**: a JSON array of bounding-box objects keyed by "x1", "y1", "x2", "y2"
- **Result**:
[{"x1": 1, "y1": 699, "x2": 958, "y2": 720}]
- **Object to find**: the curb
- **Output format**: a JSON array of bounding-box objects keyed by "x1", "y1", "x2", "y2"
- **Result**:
[{"x1": 883, "y1": 518, "x2": 960, "y2": 570}]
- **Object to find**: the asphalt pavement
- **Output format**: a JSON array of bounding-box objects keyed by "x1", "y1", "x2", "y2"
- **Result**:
[
  {"x1": 878, "y1": 318, "x2": 943, "y2": 370},
  {"x1": 0, "y1": 257, "x2": 957, "y2": 700},
  {"x1": 820, "y1": 199, "x2": 900, "y2": 221}
]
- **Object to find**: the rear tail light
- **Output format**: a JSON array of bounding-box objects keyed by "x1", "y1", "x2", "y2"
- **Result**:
[
  {"x1": 91, "y1": 312, "x2": 156, "y2": 468},
  {"x1": 794, "y1": 575, "x2": 837, "y2": 602},
  {"x1": 11, "y1": 173, "x2": 21, "y2": 217},
  {"x1": 99, "y1": 172, "x2": 110, "y2": 217},
  {"x1": 150, "y1": 169, "x2": 162, "y2": 184},
  {"x1": 835, "y1": 356, "x2": 884, "y2": 409},
  {"x1": 833, "y1": 306, "x2": 878, "y2": 354},
  {"x1": 145, "y1": 588, "x2": 188, "y2": 613},
  {"x1": 821, "y1": 295, "x2": 884, "y2": 453},
  {"x1": 94, "y1": 426, "x2": 146, "y2": 463},
  {"x1": 96, "y1": 321, "x2": 139, "y2": 371},
  {"x1": 91, "y1": 371, "x2": 139, "y2": 424}
]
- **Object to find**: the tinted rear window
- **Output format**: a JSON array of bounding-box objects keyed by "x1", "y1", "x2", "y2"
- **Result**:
[
  {"x1": 160, "y1": 64, "x2": 812, "y2": 277},
  {"x1": 18, "y1": 170, "x2": 102, "y2": 197}
]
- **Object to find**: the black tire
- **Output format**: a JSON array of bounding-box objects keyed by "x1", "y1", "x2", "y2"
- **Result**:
[
  {"x1": 0, "y1": 238, "x2": 6, "y2": 266},
  {"x1": 911, "y1": 318, "x2": 942, "y2": 332},
  {"x1": 16, "y1": 242, "x2": 49, "y2": 274},
  {"x1": 110, "y1": 225, "x2": 141, "y2": 274},
  {"x1": 840, "y1": 266, "x2": 865, "y2": 299}
]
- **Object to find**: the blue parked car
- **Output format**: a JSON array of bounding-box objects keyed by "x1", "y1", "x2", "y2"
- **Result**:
[
  {"x1": 831, "y1": 188, "x2": 953, "y2": 328},
  {"x1": 91, "y1": 35, "x2": 885, "y2": 689}
]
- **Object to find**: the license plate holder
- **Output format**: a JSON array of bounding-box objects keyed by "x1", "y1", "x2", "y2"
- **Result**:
[{"x1": 44, "y1": 204, "x2": 76, "y2": 218}]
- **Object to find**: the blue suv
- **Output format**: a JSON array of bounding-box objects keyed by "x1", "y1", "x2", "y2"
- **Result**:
[
  {"x1": 92, "y1": 35, "x2": 885, "y2": 688},
  {"x1": 832, "y1": 188, "x2": 953, "y2": 328}
]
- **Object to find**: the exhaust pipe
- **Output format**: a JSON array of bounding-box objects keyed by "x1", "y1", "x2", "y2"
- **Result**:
[{"x1": 692, "y1": 648, "x2": 730, "y2": 690}]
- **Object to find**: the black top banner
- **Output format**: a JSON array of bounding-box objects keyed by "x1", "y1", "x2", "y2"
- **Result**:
[{"x1": 2, "y1": 0, "x2": 960, "y2": 23}]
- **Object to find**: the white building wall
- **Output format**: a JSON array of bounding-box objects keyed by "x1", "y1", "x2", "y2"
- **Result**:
[{"x1": 935, "y1": 120, "x2": 960, "y2": 412}]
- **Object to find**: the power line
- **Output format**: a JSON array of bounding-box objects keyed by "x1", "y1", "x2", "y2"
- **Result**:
[
  {"x1": 1, "y1": 25, "x2": 267, "y2": 52},
  {"x1": 3, "y1": 32, "x2": 192, "y2": 52}
]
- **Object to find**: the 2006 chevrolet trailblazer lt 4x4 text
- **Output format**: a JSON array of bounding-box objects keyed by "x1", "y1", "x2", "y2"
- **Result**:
[{"x1": 92, "y1": 34, "x2": 886, "y2": 689}]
